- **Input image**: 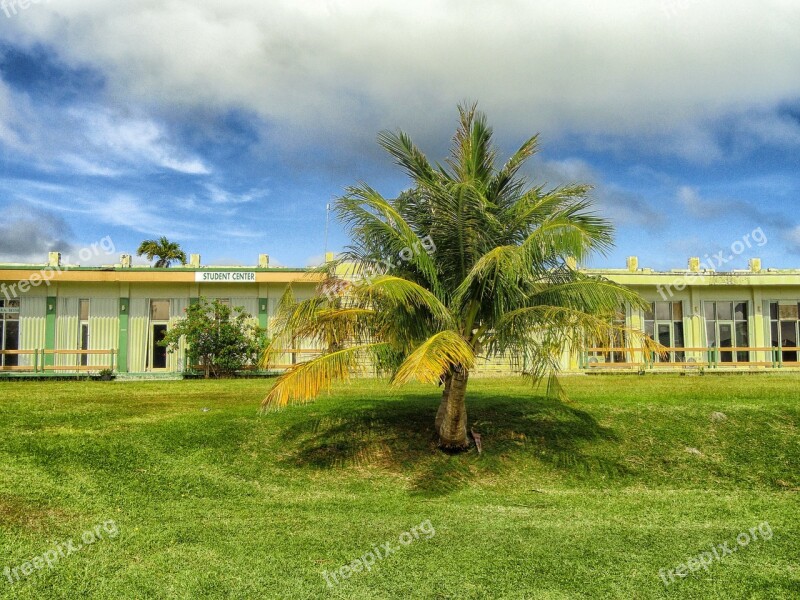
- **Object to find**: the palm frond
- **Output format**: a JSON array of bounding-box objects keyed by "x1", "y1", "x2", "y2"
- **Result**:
[
  {"x1": 335, "y1": 185, "x2": 442, "y2": 294},
  {"x1": 351, "y1": 274, "x2": 454, "y2": 326},
  {"x1": 518, "y1": 204, "x2": 614, "y2": 263},
  {"x1": 528, "y1": 275, "x2": 648, "y2": 314},
  {"x1": 392, "y1": 330, "x2": 475, "y2": 385},
  {"x1": 262, "y1": 343, "x2": 389, "y2": 409},
  {"x1": 261, "y1": 284, "x2": 377, "y2": 368},
  {"x1": 377, "y1": 129, "x2": 438, "y2": 187},
  {"x1": 490, "y1": 304, "x2": 662, "y2": 359}
]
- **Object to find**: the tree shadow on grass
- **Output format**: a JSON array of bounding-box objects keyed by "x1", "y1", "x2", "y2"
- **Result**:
[{"x1": 276, "y1": 390, "x2": 628, "y2": 497}]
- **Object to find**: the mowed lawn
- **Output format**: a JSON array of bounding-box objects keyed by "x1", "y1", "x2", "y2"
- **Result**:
[{"x1": 0, "y1": 375, "x2": 798, "y2": 599}]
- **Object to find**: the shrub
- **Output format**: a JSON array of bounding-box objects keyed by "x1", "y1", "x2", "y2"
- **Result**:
[{"x1": 160, "y1": 297, "x2": 268, "y2": 378}]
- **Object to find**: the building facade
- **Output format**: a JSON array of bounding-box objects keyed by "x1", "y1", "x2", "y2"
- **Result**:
[
  {"x1": 2, "y1": 252, "x2": 800, "y2": 376},
  {"x1": 0, "y1": 252, "x2": 320, "y2": 375},
  {"x1": 581, "y1": 256, "x2": 800, "y2": 371}
]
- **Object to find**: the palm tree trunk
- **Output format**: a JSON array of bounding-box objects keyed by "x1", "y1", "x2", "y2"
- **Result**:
[
  {"x1": 438, "y1": 369, "x2": 470, "y2": 449},
  {"x1": 434, "y1": 373, "x2": 452, "y2": 432}
]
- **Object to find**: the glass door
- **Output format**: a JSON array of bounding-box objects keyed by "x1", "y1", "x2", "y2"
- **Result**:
[
  {"x1": 79, "y1": 299, "x2": 90, "y2": 366},
  {"x1": 704, "y1": 301, "x2": 749, "y2": 364},
  {"x1": 644, "y1": 301, "x2": 684, "y2": 362},
  {"x1": 147, "y1": 300, "x2": 171, "y2": 370},
  {"x1": 0, "y1": 300, "x2": 20, "y2": 368},
  {"x1": 770, "y1": 302, "x2": 799, "y2": 362},
  {"x1": 718, "y1": 322, "x2": 734, "y2": 363},
  {"x1": 780, "y1": 320, "x2": 798, "y2": 362}
]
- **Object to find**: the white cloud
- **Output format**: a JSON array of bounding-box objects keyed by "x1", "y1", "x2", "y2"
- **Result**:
[
  {"x1": 535, "y1": 157, "x2": 666, "y2": 228},
  {"x1": 1, "y1": 0, "x2": 798, "y2": 153},
  {"x1": 205, "y1": 183, "x2": 267, "y2": 205},
  {"x1": 733, "y1": 111, "x2": 800, "y2": 150},
  {"x1": 677, "y1": 186, "x2": 702, "y2": 211},
  {"x1": 0, "y1": 81, "x2": 211, "y2": 176},
  {"x1": 0, "y1": 79, "x2": 23, "y2": 149},
  {"x1": 0, "y1": 208, "x2": 75, "y2": 263},
  {"x1": 15, "y1": 191, "x2": 197, "y2": 239},
  {"x1": 73, "y1": 108, "x2": 210, "y2": 175},
  {"x1": 787, "y1": 225, "x2": 800, "y2": 245},
  {"x1": 60, "y1": 154, "x2": 123, "y2": 177}
]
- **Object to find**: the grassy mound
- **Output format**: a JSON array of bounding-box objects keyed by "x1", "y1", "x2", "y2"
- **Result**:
[{"x1": 0, "y1": 376, "x2": 797, "y2": 598}]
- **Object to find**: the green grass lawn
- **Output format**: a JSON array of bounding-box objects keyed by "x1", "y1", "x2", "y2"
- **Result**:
[{"x1": 0, "y1": 374, "x2": 798, "y2": 599}]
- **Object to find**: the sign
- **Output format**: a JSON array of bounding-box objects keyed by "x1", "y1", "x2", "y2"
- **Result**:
[
  {"x1": 0, "y1": 307, "x2": 19, "y2": 314},
  {"x1": 194, "y1": 271, "x2": 256, "y2": 283}
]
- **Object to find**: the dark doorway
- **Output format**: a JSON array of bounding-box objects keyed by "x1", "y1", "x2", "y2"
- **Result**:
[{"x1": 152, "y1": 324, "x2": 168, "y2": 369}]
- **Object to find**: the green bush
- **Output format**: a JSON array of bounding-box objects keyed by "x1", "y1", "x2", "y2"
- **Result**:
[{"x1": 160, "y1": 297, "x2": 268, "y2": 378}]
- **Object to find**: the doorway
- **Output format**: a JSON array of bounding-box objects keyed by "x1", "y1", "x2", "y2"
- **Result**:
[{"x1": 151, "y1": 323, "x2": 168, "y2": 369}]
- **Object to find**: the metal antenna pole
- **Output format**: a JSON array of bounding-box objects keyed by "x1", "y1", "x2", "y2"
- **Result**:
[{"x1": 324, "y1": 202, "x2": 331, "y2": 258}]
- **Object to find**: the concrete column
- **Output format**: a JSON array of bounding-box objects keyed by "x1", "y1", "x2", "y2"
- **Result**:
[
  {"x1": 118, "y1": 298, "x2": 129, "y2": 372},
  {"x1": 44, "y1": 296, "x2": 56, "y2": 366},
  {"x1": 259, "y1": 298, "x2": 269, "y2": 331},
  {"x1": 689, "y1": 286, "x2": 703, "y2": 360},
  {"x1": 751, "y1": 286, "x2": 765, "y2": 367}
]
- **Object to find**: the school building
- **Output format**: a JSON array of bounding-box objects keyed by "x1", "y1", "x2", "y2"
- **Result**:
[
  {"x1": 2, "y1": 251, "x2": 800, "y2": 376},
  {"x1": 0, "y1": 252, "x2": 321, "y2": 376}
]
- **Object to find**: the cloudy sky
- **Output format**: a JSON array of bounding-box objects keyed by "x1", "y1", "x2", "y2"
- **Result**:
[{"x1": 0, "y1": 0, "x2": 798, "y2": 269}]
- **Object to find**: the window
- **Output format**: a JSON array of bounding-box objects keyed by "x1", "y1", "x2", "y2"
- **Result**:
[
  {"x1": 0, "y1": 299, "x2": 20, "y2": 368},
  {"x1": 608, "y1": 306, "x2": 627, "y2": 363},
  {"x1": 644, "y1": 301, "x2": 684, "y2": 362},
  {"x1": 769, "y1": 301, "x2": 800, "y2": 362},
  {"x1": 704, "y1": 301, "x2": 749, "y2": 363},
  {"x1": 588, "y1": 306, "x2": 628, "y2": 364},
  {"x1": 150, "y1": 300, "x2": 170, "y2": 321},
  {"x1": 79, "y1": 299, "x2": 90, "y2": 366}
]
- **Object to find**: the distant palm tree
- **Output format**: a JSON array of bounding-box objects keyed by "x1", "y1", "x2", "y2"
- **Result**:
[
  {"x1": 261, "y1": 104, "x2": 656, "y2": 450},
  {"x1": 136, "y1": 237, "x2": 187, "y2": 268}
]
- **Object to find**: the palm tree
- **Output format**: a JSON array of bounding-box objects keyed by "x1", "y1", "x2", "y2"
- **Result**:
[
  {"x1": 136, "y1": 236, "x2": 187, "y2": 268},
  {"x1": 261, "y1": 104, "x2": 655, "y2": 450}
]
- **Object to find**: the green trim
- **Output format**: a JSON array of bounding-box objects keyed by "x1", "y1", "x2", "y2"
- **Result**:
[
  {"x1": 118, "y1": 298, "x2": 129, "y2": 373},
  {"x1": 44, "y1": 297, "x2": 56, "y2": 366},
  {"x1": 258, "y1": 298, "x2": 269, "y2": 331}
]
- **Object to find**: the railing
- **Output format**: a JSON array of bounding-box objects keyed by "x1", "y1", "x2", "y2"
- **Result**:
[
  {"x1": 267, "y1": 348, "x2": 324, "y2": 369},
  {"x1": 0, "y1": 349, "x2": 116, "y2": 373},
  {"x1": 1, "y1": 348, "x2": 321, "y2": 375},
  {"x1": 0, "y1": 350, "x2": 39, "y2": 371},
  {"x1": 189, "y1": 348, "x2": 325, "y2": 373},
  {"x1": 582, "y1": 346, "x2": 800, "y2": 370}
]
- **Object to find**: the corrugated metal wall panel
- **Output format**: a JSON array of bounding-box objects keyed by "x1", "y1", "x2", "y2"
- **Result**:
[
  {"x1": 232, "y1": 297, "x2": 258, "y2": 317},
  {"x1": 168, "y1": 298, "x2": 188, "y2": 371},
  {"x1": 129, "y1": 299, "x2": 148, "y2": 372},
  {"x1": 88, "y1": 298, "x2": 118, "y2": 368},
  {"x1": 56, "y1": 297, "x2": 79, "y2": 367},
  {"x1": 170, "y1": 298, "x2": 188, "y2": 319},
  {"x1": 19, "y1": 297, "x2": 46, "y2": 367},
  {"x1": 232, "y1": 299, "x2": 261, "y2": 355}
]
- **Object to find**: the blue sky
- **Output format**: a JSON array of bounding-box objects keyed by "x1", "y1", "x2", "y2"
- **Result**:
[{"x1": 0, "y1": 1, "x2": 799, "y2": 270}]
